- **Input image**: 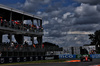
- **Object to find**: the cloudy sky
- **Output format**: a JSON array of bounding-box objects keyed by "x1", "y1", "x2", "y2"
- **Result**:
[{"x1": 1, "y1": 0, "x2": 100, "y2": 48}]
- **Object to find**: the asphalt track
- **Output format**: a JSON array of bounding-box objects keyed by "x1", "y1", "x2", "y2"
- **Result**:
[{"x1": 1, "y1": 59, "x2": 100, "y2": 66}]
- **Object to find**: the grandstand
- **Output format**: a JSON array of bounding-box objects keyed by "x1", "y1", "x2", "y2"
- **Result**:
[
  {"x1": 0, "y1": 4, "x2": 61, "y2": 63},
  {"x1": 0, "y1": 4, "x2": 44, "y2": 63}
]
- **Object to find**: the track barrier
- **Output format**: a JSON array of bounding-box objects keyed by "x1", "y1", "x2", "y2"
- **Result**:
[
  {"x1": 1, "y1": 54, "x2": 100, "y2": 63},
  {"x1": 0, "y1": 55, "x2": 59, "y2": 64}
]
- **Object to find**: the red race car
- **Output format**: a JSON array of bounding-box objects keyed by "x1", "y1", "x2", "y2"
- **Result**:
[{"x1": 80, "y1": 55, "x2": 92, "y2": 62}]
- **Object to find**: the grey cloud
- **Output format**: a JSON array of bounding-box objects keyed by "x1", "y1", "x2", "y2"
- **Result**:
[
  {"x1": 22, "y1": 0, "x2": 51, "y2": 13},
  {"x1": 49, "y1": 31, "x2": 65, "y2": 37},
  {"x1": 73, "y1": 4, "x2": 100, "y2": 25},
  {"x1": 74, "y1": 4, "x2": 99, "y2": 17},
  {"x1": 74, "y1": 16, "x2": 100, "y2": 25},
  {"x1": 21, "y1": 0, "x2": 100, "y2": 47},
  {"x1": 71, "y1": 24, "x2": 95, "y2": 31},
  {"x1": 74, "y1": 0, "x2": 100, "y2": 5},
  {"x1": 48, "y1": 34, "x2": 91, "y2": 47},
  {"x1": 5, "y1": 0, "x2": 100, "y2": 47},
  {"x1": 97, "y1": 4, "x2": 100, "y2": 12}
]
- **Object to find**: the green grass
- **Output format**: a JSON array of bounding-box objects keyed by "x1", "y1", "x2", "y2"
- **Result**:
[{"x1": 0, "y1": 59, "x2": 66, "y2": 65}]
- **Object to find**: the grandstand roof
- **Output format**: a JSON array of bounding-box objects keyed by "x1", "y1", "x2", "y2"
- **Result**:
[{"x1": 0, "y1": 4, "x2": 42, "y2": 20}]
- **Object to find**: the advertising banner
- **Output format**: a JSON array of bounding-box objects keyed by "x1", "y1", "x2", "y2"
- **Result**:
[
  {"x1": 44, "y1": 55, "x2": 59, "y2": 60},
  {"x1": 59, "y1": 54, "x2": 76, "y2": 59},
  {"x1": 76, "y1": 54, "x2": 90, "y2": 58},
  {"x1": 90, "y1": 54, "x2": 100, "y2": 58}
]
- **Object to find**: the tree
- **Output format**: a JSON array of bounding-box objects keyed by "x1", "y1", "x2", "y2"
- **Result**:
[
  {"x1": 89, "y1": 30, "x2": 100, "y2": 45},
  {"x1": 88, "y1": 30, "x2": 100, "y2": 53}
]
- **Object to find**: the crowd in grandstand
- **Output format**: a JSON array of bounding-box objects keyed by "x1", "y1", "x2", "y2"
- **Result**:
[
  {"x1": 0, "y1": 18, "x2": 43, "y2": 32},
  {"x1": 0, "y1": 41, "x2": 39, "y2": 52},
  {"x1": 0, "y1": 42, "x2": 62, "y2": 52}
]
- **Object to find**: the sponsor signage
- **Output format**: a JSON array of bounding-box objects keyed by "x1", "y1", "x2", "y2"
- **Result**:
[
  {"x1": 90, "y1": 54, "x2": 100, "y2": 58},
  {"x1": 45, "y1": 57, "x2": 54, "y2": 60},
  {"x1": 76, "y1": 54, "x2": 90, "y2": 58},
  {"x1": 59, "y1": 54, "x2": 76, "y2": 59},
  {"x1": 44, "y1": 55, "x2": 59, "y2": 60}
]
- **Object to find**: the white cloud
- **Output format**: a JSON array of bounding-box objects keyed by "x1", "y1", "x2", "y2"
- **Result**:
[
  {"x1": 24, "y1": 0, "x2": 32, "y2": 8},
  {"x1": 61, "y1": 32, "x2": 67, "y2": 35},
  {"x1": 63, "y1": 12, "x2": 71, "y2": 19},
  {"x1": 51, "y1": 10, "x2": 61, "y2": 15},
  {"x1": 74, "y1": 37, "x2": 78, "y2": 40},
  {"x1": 76, "y1": 41, "x2": 82, "y2": 44},
  {"x1": 52, "y1": 17, "x2": 58, "y2": 21},
  {"x1": 43, "y1": 21, "x2": 49, "y2": 25},
  {"x1": 75, "y1": 4, "x2": 97, "y2": 16},
  {"x1": 43, "y1": 0, "x2": 50, "y2": 4},
  {"x1": 41, "y1": 12, "x2": 49, "y2": 17},
  {"x1": 37, "y1": 11, "x2": 42, "y2": 15},
  {"x1": 57, "y1": 19, "x2": 62, "y2": 23}
]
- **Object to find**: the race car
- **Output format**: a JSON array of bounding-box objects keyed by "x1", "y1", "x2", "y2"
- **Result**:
[{"x1": 80, "y1": 55, "x2": 92, "y2": 62}]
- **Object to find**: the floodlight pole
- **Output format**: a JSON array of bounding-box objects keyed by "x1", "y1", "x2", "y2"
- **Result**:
[
  {"x1": 22, "y1": 14, "x2": 24, "y2": 44},
  {"x1": 31, "y1": 19, "x2": 34, "y2": 45},
  {"x1": 10, "y1": 11, "x2": 12, "y2": 28}
]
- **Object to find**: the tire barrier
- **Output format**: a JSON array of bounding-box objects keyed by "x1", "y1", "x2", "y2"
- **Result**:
[
  {"x1": 17, "y1": 57, "x2": 20, "y2": 62},
  {"x1": 41, "y1": 56, "x2": 43, "y2": 60},
  {"x1": 30, "y1": 57, "x2": 33, "y2": 61},
  {"x1": 0, "y1": 55, "x2": 59, "y2": 64},
  {"x1": 0, "y1": 58, "x2": 4, "y2": 63},
  {"x1": 23, "y1": 57, "x2": 26, "y2": 62},
  {"x1": 36, "y1": 56, "x2": 38, "y2": 61},
  {"x1": 9, "y1": 58, "x2": 13, "y2": 63}
]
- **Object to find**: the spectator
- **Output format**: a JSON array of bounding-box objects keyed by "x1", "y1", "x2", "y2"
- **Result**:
[
  {"x1": 42, "y1": 44, "x2": 44, "y2": 48},
  {"x1": 4, "y1": 19, "x2": 8, "y2": 27},
  {"x1": 33, "y1": 44, "x2": 36, "y2": 48},
  {"x1": 32, "y1": 24, "x2": 36, "y2": 32},
  {"x1": 11, "y1": 42, "x2": 14, "y2": 47},
  {"x1": 24, "y1": 41, "x2": 28, "y2": 51},
  {"x1": 3, "y1": 47, "x2": 6, "y2": 51},
  {"x1": 24, "y1": 41, "x2": 28, "y2": 47},
  {"x1": 0, "y1": 18, "x2": 3, "y2": 26},
  {"x1": 1, "y1": 19, "x2": 4, "y2": 26},
  {"x1": 39, "y1": 25, "x2": 43, "y2": 32},
  {"x1": 15, "y1": 44, "x2": 19, "y2": 50},
  {"x1": 20, "y1": 45, "x2": 23, "y2": 50},
  {"x1": 36, "y1": 25, "x2": 39, "y2": 32}
]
